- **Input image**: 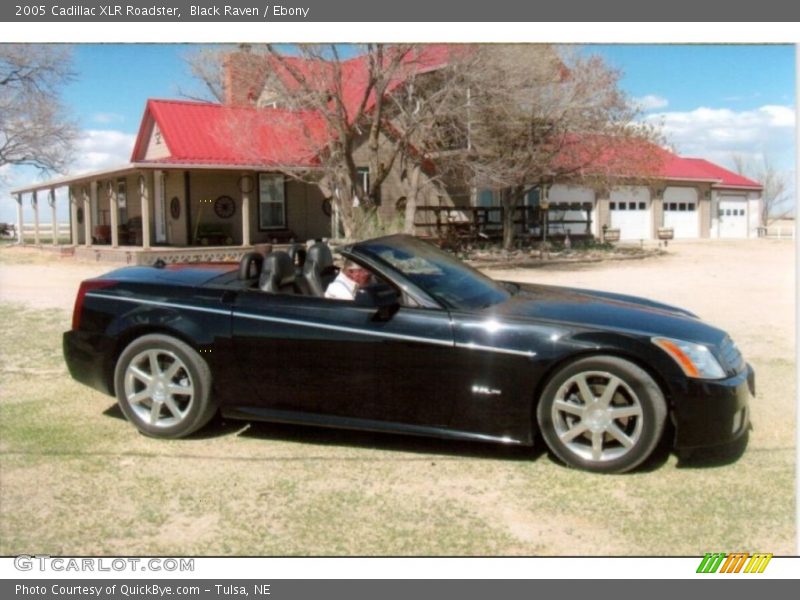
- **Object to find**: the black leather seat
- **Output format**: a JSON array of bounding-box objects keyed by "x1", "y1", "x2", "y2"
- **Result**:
[
  {"x1": 287, "y1": 244, "x2": 307, "y2": 271},
  {"x1": 258, "y1": 251, "x2": 297, "y2": 293},
  {"x1": 302, "y1": 242, "x2": 338, "y2": 297},
  {"x1": 238, "y1": 251, "x2": 264, "y2": 281}
]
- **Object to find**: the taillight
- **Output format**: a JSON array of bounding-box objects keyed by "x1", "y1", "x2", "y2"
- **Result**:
[{"x1": 72, "y1": 280, "x2": 114, "y2": 331}]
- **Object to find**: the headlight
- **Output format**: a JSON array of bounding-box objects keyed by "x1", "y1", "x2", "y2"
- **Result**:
[{"x1": 652, "y1": 337, "x2": 726, "y2": 379}]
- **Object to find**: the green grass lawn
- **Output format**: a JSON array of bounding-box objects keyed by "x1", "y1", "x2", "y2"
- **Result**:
[{"x1": 0, "y1": 301, "x2": 794, "y2": 555}]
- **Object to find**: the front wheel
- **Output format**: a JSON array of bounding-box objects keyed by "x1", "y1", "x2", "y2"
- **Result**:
[
  {"x1": 536, "y1": 356, "x2": 667, "y2": 473},
  {"x1": 114, "y1": 334, "x2": 217, "y2": 438}
]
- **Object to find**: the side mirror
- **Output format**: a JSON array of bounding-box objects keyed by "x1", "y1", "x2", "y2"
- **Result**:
[{"x1": 354, "y1": 284, "x2": 400, "y2": 321}]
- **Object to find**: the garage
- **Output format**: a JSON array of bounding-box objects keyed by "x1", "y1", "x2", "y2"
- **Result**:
[
  {"x1": 718, "y1": 195, "x2": 749, "y2": 238},
  {"x1": 663, "y1": 186, "x2": 699, "y2": 238},
  {"x1": 610, "y1": 186, "x2": 651, "y2": 240}
]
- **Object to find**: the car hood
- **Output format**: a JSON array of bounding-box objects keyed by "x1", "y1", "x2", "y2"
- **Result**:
[{"x1": 493, "y1": 282, "x2": 727, "y2": 345}]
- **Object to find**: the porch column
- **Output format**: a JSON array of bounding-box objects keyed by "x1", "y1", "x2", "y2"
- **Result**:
[
  {"x1": 32, "y1": 191, "x2": 40, "y2": 245},
  {"x1": 49, "y1": 188, "x2": 58, "y2": 246},
  {"x1": 240, "y1": 173, "x2": 253, "y2": 247},
  {"x1": 108, "y1": 181, "x2": 119, "y2": 248},
  {"x1": 83, "y1": 186, "x2": 92, "y2": 247},
  {"x1": 69, "y1": 187, "x2": 79, "y2": 245},
  {"x1": 139, "y1": 173, "x2": 151, "y2": 250},
  {"x1": 15, "y1": 193, "x2": 23, "y2": 245},
  {"x1": 89, "y1": 181, "x2": 98, "y2": 245}
]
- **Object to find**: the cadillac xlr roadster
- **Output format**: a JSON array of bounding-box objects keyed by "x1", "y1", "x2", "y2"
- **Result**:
[{"x1": 63, "y1": 234, "x2": 753, "y2": 473}]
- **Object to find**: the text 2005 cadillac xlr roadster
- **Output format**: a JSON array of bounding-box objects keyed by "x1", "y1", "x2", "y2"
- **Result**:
[{"x1": 63, "y1": 234, "x2": 753, "y2": 473}]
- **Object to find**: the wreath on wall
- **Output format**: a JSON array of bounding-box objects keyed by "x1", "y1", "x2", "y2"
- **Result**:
[{"x1": 170, "y1": 196, "x2": 181, "y2": 220}]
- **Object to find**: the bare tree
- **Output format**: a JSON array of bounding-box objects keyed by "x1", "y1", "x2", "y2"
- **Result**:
[
  {"x1": 257, "y1": 44, "x2": 418, "y2": 238},
  {"x1": 452, "y1": 46, "x2": 663, "y2": 249},
  {"x1": 0, "y1": 45, "x2": 78, "y2": 173},
  {"x1": 189, "y1": 44, "x2": 467, "y2": 238},
  {"x1": 731, "y1": 153, "x2": 791, "y2": 225},
  {"x1": 181, "y1": 46, "x2": 230, "y2": 102},
  {"x1": 187, "y1": 44, "x2": 662, "y2": 243}
]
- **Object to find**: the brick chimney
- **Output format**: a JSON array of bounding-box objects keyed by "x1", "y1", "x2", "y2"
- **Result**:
[{"x1": 223, "y1": 44, "x2": 267, "y2": 106}]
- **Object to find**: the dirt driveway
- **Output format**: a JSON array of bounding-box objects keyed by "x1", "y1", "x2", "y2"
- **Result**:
[{"x1": 0, "y1": 239, "x2": 795, "y2": 555}]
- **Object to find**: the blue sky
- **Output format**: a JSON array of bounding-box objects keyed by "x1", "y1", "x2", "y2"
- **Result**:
[{"x1": 2, "y1": 43, "x2": 796, "y2": 222}]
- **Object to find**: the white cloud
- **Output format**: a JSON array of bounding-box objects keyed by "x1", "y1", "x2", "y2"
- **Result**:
[
  {"x1": 0, "y1": 128, "x2": 136, "y2": 222},
  {"x1": 68, "y1": 129, "x2": 137, "y2": 175},
  {"x1": 92, "y1": 112, "x2": 125, "y2": 125},
  {"x1": 645, "y1": 104, "x2": 796, "y2": 171},
  {"x1": 632, "y1": 94, "x2": 669, "y2": 111}
]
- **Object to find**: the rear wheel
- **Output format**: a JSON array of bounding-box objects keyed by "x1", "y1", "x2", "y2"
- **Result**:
[
  {"x1": 114, "y1": 334, "x2": 216, "y2": 438},
  {"x1": 536, "y1": 356, "x2": 667, "y2": 473}
]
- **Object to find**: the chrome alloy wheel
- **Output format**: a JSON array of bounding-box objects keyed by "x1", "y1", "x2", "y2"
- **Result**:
[
  {"x1": 551, "y1": 370, "x2": 644, "y2": 463},
  {"x1": 123, "y1": 349, "x2": 194, "y2": 428}
]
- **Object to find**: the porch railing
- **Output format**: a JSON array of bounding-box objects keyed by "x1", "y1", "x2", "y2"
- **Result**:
[{"x1": 414, "y1": 203, "x2": 594, "y2": 244}]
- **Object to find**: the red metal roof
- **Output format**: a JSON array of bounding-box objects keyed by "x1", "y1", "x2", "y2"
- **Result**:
[
  {"x1": 129, "y1": 46, "x2": 762, "y2": 191},
  {"x1": 677, "y1": 157, "x2": 762, "y2": 189},
  {"x1": 262, "y1": 44, "x2": 460, "y2": 121},
  {"x1": 132, "y1": 99, "x2": 328, "y2": 168},
  {"x1": 552, "y1": 135, "x2": 762, "y2": 189}
]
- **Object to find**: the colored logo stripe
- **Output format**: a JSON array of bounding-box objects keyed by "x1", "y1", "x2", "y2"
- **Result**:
[{"x1": 697, "y1": 552, "x2": 772, "y2": 574}]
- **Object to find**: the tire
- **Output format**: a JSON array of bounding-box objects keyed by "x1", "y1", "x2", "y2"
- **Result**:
[
  {"x1": 536, "y1": 355, "x2": 667, "y2": 474},
  {"x1": 114, "y1": 334, "x2": 217, "y2": 439}
]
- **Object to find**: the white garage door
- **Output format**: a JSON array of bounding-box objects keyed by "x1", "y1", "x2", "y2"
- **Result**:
[
  {"x1": 663, "y1": 187, "x2": 699, "y2": 238},
  {"x1": 610, "y1": 187, "x2": 651, "y2": 240},
  {"x1": 718, "y1": 196, "x2": 748, "y2": 238}
]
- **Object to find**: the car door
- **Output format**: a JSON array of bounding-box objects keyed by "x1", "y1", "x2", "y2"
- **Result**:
[{"x1": 230, "y1": 290, "x2": 382, "y2": 420}]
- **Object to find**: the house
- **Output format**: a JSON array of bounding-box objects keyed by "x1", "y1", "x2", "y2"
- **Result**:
[{"x1": 9, "y1": 45, "x2": 762, "y2": 263}]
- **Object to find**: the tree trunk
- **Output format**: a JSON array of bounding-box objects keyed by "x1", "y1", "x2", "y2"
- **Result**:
[
  {"x1": 500, "y1": 186, "x2": 525, "y2": 250},
  {"x1": 403, "y1": 164, "x2": 422, "y2": 235},
  {"x1": 331, "y1": 171, "x2": 358, "y2": 239}
]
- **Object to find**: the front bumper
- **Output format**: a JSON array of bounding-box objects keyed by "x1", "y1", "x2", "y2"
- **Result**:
[
  {"x1": 63, "y1": 330, "x2": 115, "y2": 397},
  {"x1": 672, "y1": 363, "x2": 754, "y2": 449}
]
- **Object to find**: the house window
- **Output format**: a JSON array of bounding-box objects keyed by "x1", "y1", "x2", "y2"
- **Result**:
[
  {"x1": 525, "y1": 188, "x2": 540, "y2": 207},
  {"x1": 356, "y1": 167, "x2": 370, "y2": 197},
  {"x1": 259, "y1": 173, "x2": 286, "y2": 230}
]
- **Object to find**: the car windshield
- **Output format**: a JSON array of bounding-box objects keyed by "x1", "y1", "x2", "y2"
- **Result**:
[{"x1": 355, "y1": 235, "x2": 511, "y2": 310}]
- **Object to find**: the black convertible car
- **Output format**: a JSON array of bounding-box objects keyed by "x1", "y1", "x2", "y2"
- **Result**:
[{"x1": 64, "y1": 234, "x2": 753, "y2": 473}]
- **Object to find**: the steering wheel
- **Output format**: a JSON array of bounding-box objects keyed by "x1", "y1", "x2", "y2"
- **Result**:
[{"x1": 239, "y1": 252, "x2": 264, "y2": 280}]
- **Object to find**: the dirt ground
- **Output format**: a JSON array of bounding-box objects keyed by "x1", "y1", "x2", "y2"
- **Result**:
[{"x1": 0, "y1": 239, "x2": 795, "y2": 555}]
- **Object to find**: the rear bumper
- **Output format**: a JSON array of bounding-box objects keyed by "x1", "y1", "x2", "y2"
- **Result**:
[
  {"x1": 672, "y1": 364, "x2": 754, "y2": 449},
  {"x1": 63, "y1": 330, "x2": 115, "y2": 397}
]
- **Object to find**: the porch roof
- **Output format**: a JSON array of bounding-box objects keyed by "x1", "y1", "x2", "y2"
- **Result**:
[
  {"x1": 9, "y1": 161, "x2": 315, "y2": 195},
  {"x1": 9, "y1": 164, "x2": 140, "y2": 195}
]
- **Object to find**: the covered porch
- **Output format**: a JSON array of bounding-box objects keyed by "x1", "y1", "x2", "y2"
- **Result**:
[{"x1": 10, "y1": 163, "x2": 332, "y2": 265}]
